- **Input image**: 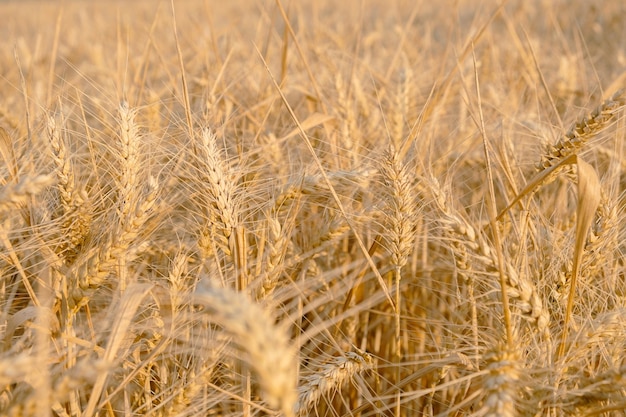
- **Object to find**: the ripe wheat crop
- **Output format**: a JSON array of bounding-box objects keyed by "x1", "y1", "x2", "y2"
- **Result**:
[{"x1": 1, "y1": 0, "x2": 626, "y2": 416}]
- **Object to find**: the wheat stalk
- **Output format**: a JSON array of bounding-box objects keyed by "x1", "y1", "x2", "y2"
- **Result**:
[
  {"x1": 82, "y1": 283, "x2": 154, "y2": 417},
  {"x1": 379, "y1": 146, "x2": 419, "y2": 414}
]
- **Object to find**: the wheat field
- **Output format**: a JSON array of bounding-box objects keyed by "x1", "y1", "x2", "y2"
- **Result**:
[{"x1": 1, "y1": 0, "x2": 626, "y2": 416}]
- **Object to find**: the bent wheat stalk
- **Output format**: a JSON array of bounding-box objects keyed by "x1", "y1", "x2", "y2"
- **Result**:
[{"x1": 557, "y1": 157, "x2": 601, "y2": 359}]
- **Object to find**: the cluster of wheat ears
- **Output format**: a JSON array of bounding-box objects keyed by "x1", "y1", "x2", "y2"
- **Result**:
[{"x1": 1, "y1": 0, "x2": 626, "y2": 416}]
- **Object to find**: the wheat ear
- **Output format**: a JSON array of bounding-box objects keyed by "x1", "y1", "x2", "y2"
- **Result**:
[
  {"x1": 70, "y1": 176, "x2": 158, "y2": 299},
  {"x1": 69, "y1": 103, "x2": 156, "y2": 299},
  {"x1": 380, "y1": 146, "x2": 418, "y2": 270},
  {"x1": 0, "y1": 126, "x2": 18, "y2": 182},
  {"x1": 257, "y1": 212, "x2": 291, "y2": 299},
  {"x1": 192, "y1": 284, "x2": 298, "y2": 417},
  {"x1": 46, "y1": 114, "x2": 91, "y2": 262},
  {"x1": 195, "y1": 128, "x2": 239, "y2": 258},
  {"x1": 117, "y1": 102, "x2": 141, "y2": 221},
  {"x1": 0, "y1": 175, "x2": 55, "y2": 211},
  {"x1": 294, "y1": 349, "x2": 374, "y2": 417},
  {"x1": 390, "y1": 63, "x2": 413, "y2": 150},
  {"x1": 538, "y1": 89, "x2": 626, "y2": 170},
  {"x1": 480, "y1": 344, "x2": 521, "y2": 417},
  {"x1": 498, "y1": 90, "x2": 626, "y2": 223},
  {"x1": 114, "y1": 103, "x2": 158, "y2": 291}
]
